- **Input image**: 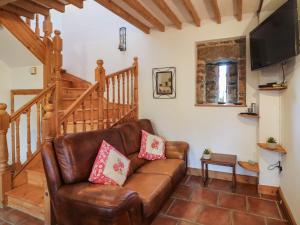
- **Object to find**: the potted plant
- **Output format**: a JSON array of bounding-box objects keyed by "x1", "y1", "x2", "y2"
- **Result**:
[
  {"x1": 266, "y1": 137, "x2": 277, "y2": 149},
  {"x1": 203, "y1": 148, "x2": 212, "y2": 159}
]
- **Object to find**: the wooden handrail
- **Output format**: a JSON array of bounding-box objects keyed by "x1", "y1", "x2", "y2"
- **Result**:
[
  {"x1": 10, "y1": 85, "x2": 55, "y2": 122},
  {"x1": 106, "y1": 66, "x2": 134, "y2": 79},
  {"x1": 59, "y1": 82, "x2": 100, "y2": 122}
]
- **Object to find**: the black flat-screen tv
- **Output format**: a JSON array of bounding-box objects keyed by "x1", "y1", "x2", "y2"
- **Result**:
[{"x1": 250, "y1": 0, "x2": 299, "y2": 70}]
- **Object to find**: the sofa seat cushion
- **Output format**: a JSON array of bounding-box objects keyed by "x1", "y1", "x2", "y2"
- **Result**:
[
  {"x1": 137, "y1": 159, "x2": 185, "y2": 185},
  {"x1": 124, "y1": 173, "x2": 172, "y2": 218}
]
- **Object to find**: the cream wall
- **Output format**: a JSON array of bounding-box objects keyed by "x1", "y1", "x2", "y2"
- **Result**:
[
  {"x1": 280, "y1": 58, "x2": 300, "y2": 224},
  {"x1": 61, "y1": 1, "x2": 261, "y2": 176}
]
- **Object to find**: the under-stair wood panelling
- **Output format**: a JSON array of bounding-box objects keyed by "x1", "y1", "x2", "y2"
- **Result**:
[{"x1": 0, "y1": 10, "x2": 46, "y2": 63}]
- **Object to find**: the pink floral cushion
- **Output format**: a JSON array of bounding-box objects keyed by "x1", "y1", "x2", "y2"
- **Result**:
[
  {"x1": 138, "y1": 130, "x2": 166, "y2": 160},
  {"x1": 89, "y1": 140, "x2": 130, "y2": 186}
]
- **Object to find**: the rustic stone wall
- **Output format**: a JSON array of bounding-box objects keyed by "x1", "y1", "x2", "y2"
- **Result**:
[{"x1": 196, "y1": 37, "x2": 246, "y2": 105}]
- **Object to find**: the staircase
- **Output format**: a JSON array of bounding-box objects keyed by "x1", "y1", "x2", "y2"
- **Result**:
[{"x1": 0, "y1": 10, "x2": 139, "y2": 225}]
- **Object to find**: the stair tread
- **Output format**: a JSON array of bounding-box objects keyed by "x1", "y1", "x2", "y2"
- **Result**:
[{"x1": 6, "y1": 184, "x2": 44, "y2": 207}]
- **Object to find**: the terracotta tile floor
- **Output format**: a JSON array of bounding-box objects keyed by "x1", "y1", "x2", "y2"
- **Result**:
[
  {"x1": 152, "y1": 175, "x2": 290, "y2": 225},
  {"x1": 0, "y1": 176, "x2": 289, "y2": 225}
]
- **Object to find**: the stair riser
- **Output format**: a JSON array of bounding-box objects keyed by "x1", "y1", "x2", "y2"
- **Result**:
[
  {"x1": 62, "y1": 89, "x2": 88, "y2": 98},
  {"x1": 27, "y1": 171, "x2": 46, "y2": 188},
  {"x1": 7, "y1": 196, "x2": 44, "y2": 220},
  {"x1": 61, "y1": 79, "x2": 73, "y2": 88}
]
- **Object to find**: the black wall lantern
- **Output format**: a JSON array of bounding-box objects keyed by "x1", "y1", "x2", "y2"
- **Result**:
[{"x1": 118, "y1": 27, "x2": 126, "y2": 51}]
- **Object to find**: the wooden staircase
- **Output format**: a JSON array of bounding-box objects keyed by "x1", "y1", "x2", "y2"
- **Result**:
[{"x1": 0, "y1": 10, "x2": 139, "y2": 224}]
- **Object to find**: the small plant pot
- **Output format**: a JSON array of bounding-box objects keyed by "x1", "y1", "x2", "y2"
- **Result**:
[
  {"x1": 202, "y1": 153, "x2": 211, "y2": 160},
  {"x1": 267, "y1": 143, "x2": 277, "y2": 149}
]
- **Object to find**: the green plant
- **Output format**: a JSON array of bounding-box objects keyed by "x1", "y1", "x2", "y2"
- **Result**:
[
  {"x1": 203, "y1": 148, "x2": 211, "y2": 154},
  {"x1": 267, "y1": 137, "x2": 277, "y2": 144}
]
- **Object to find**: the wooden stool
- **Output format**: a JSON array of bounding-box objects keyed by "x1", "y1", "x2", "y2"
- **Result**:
[{"x1": 201, "y1": 153, "x2": 237, "y2": 192}]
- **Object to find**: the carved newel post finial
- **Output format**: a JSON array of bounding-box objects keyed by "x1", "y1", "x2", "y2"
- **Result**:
[
  {"x1": 0, "y1": 103, "x2": 12, "y2": 207},
  {"x1": 95, "y1": 59, "x2": 106, "y2": 92}
]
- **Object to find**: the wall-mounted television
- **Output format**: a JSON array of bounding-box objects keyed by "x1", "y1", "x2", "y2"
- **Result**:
[{"x1": 250, "y1": 0, "x2": 299, "y2": 70}]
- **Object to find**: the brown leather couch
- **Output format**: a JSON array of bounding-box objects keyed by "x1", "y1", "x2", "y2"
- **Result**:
[{"x1": 42, "y1": 119, "x2": 189, "y2": 225}]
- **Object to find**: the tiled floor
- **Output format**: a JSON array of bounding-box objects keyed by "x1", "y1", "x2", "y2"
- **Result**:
[
  {"x1": 0, "y1": 176, "x2": 288, "y2": 225},
  {"x1": 152, "y1": 175, "x2": 289, "y2": 225}
]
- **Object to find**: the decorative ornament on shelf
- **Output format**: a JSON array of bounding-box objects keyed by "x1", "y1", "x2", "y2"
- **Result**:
[
  {"x1": 266, "y1": 137, "x2": 277, "y2": 149},
  {"x1": 202, "y1": 148, "x2": 212, "y2": 160},
  {"x1": 118, "y1": 27, "x2": 126, "y2": 51}
]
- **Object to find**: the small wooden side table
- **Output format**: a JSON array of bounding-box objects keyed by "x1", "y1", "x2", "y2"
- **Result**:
[{"x1": 201, "y1": 153, "x2": 237, "y2": 191}]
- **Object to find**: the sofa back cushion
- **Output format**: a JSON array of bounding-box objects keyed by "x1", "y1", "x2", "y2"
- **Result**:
[
  {"x1": 54, "y1": 128, "x2": 125, "y2": 184},
  {"x1": 138, "y1": 119, "x2": 155, "y2": 134}
]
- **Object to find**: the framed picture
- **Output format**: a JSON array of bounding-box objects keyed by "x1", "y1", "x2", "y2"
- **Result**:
[{"x1": 152, "y1": 67, "x2": 176, "y2": 99}]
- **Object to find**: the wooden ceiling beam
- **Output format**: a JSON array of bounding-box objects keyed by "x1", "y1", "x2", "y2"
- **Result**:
[
  {"x1": 0, "y1": 0, "x2": 17, "y2": 7},
  {"x1": 182, "y1": 0, "x2": 200, "y2": 26},
  {"x1": 64, "y1": 0, "x2": 83, "y2": 9},
  {"x1": 122, "y1": 0, "x2": 165, "y2": 32},
  {"x1": 152, "y1": 0, "x2": 182, "y2": 29},
  {"x1": 234, "y1": 0, "x2": 243, "y2": 21},
  {"x1": 1, "y1": 4, "x2": 34, "y2": 19},
  {"x1": 31, "y1": 0, "x2": 65, "y2": 12},
  {"x1": 11, "y1": 0, "x2": 49, "y2": 16},
  {"x1": 210, "y1": 0, "x2": 221, "y2": 24},
  {"x1": 95, "y1": 0, "x2": 150, "y2": 34}
]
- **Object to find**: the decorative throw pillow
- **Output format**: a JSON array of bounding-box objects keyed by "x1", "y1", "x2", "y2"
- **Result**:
[
  {"x1": 89, "y1": 140, "x2": 130, "y2": 186},
  {"x1": 138, "y1": 130, "x2": 166, "y2": 160}
]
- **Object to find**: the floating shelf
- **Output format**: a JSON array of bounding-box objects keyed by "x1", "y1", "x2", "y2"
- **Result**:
[
  {"x1": 257, "y1": 143, "x2": 287, "y2": 154},
  {"x1": 238, "y1": 161, "x2": 259, "y2": 173},
  {"x1": 258, "y1": 86, "x2": 287, "y2": 91},
  {"x1": 239, "y1": 113, "x2": 259, "y2": 119}
]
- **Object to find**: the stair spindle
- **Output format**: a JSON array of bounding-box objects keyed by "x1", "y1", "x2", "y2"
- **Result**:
[
  {"x1": 25, "y1": 18, "x2": 31, "y2": 27},
  {"x1": 72, "y1": 112, "x2": 77, "y2": 133},
  {"x1": 133, "y1": 57, "x2": 139, "y2": 118},
  {"x1": 43, "y1": 14, "x2": 53, "y2": 88},
  {"x1": 82, "y1": 102, "x2": 86, "y2": 132},
  {"x1": 35, "y1": 14, "x2": 40, "y2": 37},
  {"x1": 106, "y1": 78, "x2": 110, "y2": 128},
  {"x1": 36, "y1": 102, "x2": 41, "y2": 149},
  {"x1": 15, "y1": 118, "x2": 21, "y2": 170},
  {"x1": 122, "y1": 73, "x2": 125, "y2": 117},
  {"x1": 26, "y1": 110, "x2": 32, "y2": 159},
  {"x1": 117, "y1": 74, "x2": 121, "y2": 120},
  {"x1": 90, "y1": 94, "x2": 94, "y2": 130},
  {"x1": 112, "y1": 76, "x2": 116, "y2": 123},
  {"x1": 126, "y1": 71, "x2": 130, "y2": 114},
  {"x1": 130, "y1": 68, "x2": 134, "y2": 109},
  {"x1": 11, "y1": 121, "x2": 16, "y2": 168}
]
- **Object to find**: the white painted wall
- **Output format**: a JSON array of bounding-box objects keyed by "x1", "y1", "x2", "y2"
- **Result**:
[
  {"x1": 61, "y1": 1, "x2": 261, "y2": 176},
  {"x1": 280, "y1": 58, "x2": 300, "y2": 224}
]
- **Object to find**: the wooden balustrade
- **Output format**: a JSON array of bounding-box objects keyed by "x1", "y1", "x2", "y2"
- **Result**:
[
  {"x1": 9, "y1": 85, "x2": 55, "y2": 175},
  {"x1": 58, "y1": 58, "x2": 138, "y2": 135}
]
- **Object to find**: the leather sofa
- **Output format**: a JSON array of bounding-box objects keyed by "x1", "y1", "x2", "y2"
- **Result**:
[{"x1": 42, "y1": 119, "x2": 189, "y2": 225}]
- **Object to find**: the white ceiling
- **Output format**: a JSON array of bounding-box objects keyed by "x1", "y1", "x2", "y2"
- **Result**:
[{"x1": 111, "y1": 0, "x2": 288, "y2": 29}]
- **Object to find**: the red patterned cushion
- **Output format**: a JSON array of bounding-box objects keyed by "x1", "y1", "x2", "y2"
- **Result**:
[
  {"x1": 138, "y1": 130, "x2": 166, "y2": 160},
  {"x1": 89, "y1": 140, "x2": 130, "y2": 186}
]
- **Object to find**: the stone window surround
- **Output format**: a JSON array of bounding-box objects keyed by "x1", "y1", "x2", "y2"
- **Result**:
[{"x1": 195, "y1": 36, "x2": 247, "y2": 107}]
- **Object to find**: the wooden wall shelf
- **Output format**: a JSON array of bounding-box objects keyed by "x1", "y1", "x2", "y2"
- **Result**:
[
  {"x1": 239, "y1": 113, "x2": 259, "y2": 119},
  {"x1": 258, "y1": 86, "x2": 287, "y2": 91},
  {"x1": 238, "y1": 161, "x2": 259, "y2": 173},
  {"x1": 257, "y1": 143, "x2": 287, "y2": 154}
]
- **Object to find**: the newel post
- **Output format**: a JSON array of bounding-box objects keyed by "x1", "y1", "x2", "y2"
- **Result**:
[
  {"x1": 95, "y1": 60, "x2": 106, "y2": 129},
  {"x1": 0, "y1": 103, "x2": 12, "y2": 207},
  {"x1": 42, "y1": 104, "x2": 55, "y2": 225},
  {"x1": 133, "y1": 57, "x2": 139, "y2": 119},
  {"x1": 53, "y1": 30, "x2": 63, "y2": 135},
  {"x1": 43, "y1": 14, "x2": 53, "y2": 88}
]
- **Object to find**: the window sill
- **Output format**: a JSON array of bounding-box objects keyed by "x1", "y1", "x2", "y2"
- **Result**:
[{"x1": 195, "y1": 103, "x2": 247, "y2": 108}]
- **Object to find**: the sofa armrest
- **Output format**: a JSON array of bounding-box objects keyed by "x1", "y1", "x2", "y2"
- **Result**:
[
  {"x1": 165, "y1": 141, "x2": 189, "y2": 161},
  {"x1": 56, "y1": 184, "x2": 142, "y2": 225}
]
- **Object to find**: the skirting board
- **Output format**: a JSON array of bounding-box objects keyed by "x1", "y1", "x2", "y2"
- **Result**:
[
  {"x1": 278, "y1": 187, "x2": 297, "y2": 225},
  {"x1": 187, "y1": 167, "x2": 258, "y2": 185}
]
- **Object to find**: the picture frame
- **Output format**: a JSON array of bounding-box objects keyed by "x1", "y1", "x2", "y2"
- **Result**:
[{"x1": 152, "y1": 67, "x2": 176, "y2": 99}]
